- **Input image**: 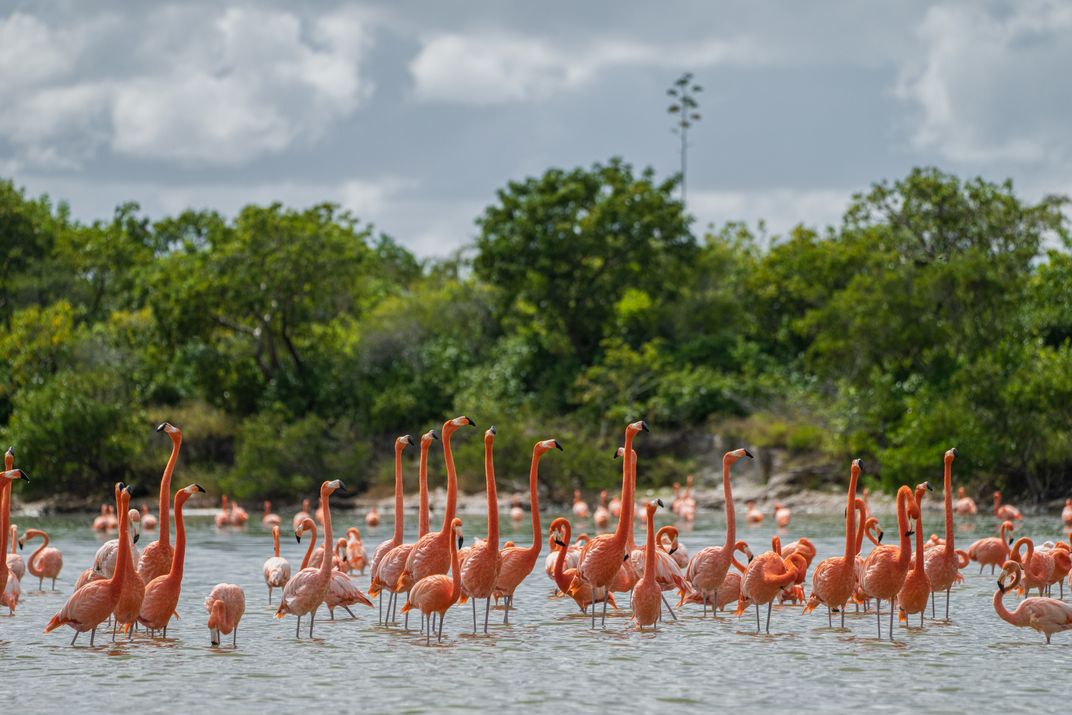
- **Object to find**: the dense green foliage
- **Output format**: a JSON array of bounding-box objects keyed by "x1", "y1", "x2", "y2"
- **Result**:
[{"x1": 1, "y1": 163, "x2": 1069, "y2": 502}]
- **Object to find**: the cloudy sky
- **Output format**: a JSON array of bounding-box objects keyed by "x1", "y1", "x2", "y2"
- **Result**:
[{"x1": 2, "y1": 1, "x2": 1070, "y2": 256}]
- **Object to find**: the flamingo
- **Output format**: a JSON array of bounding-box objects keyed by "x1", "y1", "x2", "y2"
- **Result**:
[
  {"x1": 460, "y1": 427, "x2": 503, "y2": 634},
  {"x1": 230, "y1": 501, "x2": 249, "y2": 526},
  {"x1": 293, "y1": 498, "x2": 312, "y2": 532},
  {"x1": 576, "y1": 420, "x2": 648, "y2": 628},
  {"x1": 137, "y1": 422, "x2": 182, "y2": 584},
  {"x1": 494, "y1": 438, "x2": 562, "y2": 623},
  {"x1": 993, "y1": 491, "x2": 1023, "y2": 521},
  {"x1": 804, "y1": 458, "x2": 863, "y2": 628},
  {"x1": 402, "y1": 518, "x2": 463, "y2": 644},
  {"x1": 739, "y1": 548, "x2": 807, "y2": 634},
  {"x1": 45, "y1": 482, "x2": 130, "y2": 646},
  {"x1": 954, "y1": 487, "x2": 977, "y2": 516},
  {"x1": 263, "y1": 524, "x2": 291, "y2": 604},
  {"x1": 345, "y1": 528, "x2": 368, "y2": 575},
  {"x1": 140, "y1": 502, "x2": 158, "y2": 531},
  {"x1": 262, "y1": 500, "x2": 281, "y2": 527},
  {"x1": 746, "y1": 501, "x2": 764, "y2": 524},
  {"x1": 0, "y1": 463, "x2": 30, "y2": 607},
  {"x1": 898, "y1": 482, "x2": 933, "y2": 628},
  {"x1": 138, "y1": 483, "x2": 205, "y2": 635},
  {"x1": 92, "y1": 505, "x2": 110, "y2": 533},
  {"x1": 994, "y1": 561, "x2": 1072, "y2": 643},
  {"x1": 681, "y1": 475, "x2": 697, "y2": 523},
  {"x1": 632, "y1": 500, "x2": 667, "y2": 630},
  {"x1": 91, "y1": 509, "x2": 141, "y2": 578},
  {"x1": 416, "y1": 429, "x2": 438, "y2": 539},
  {"x1": 397, "y1": 417, "x2": 475, "y2": 594},
  {"x1": 325, "y1": 538, "x2": 373, "y2": 619},
  {"x1": 685, "y1": 447, "x2": 753, "y2": 614},
  {"x1": 594, "y1": 490, "x2": 610, "y2": 529},
  {"x1": 205, "y1": 583, "x2": 246, "y2": 647},
  {"x1": 7, "y1": 525, "x2": 24, "y2": 582},
  {"x1": 609, "y1": 493, "x2": 622, "y2": 519},
  {"x1": 275, "y1": 480, "x2": 346, "y2": 638},
  {"x1": 214, "y1": 495, "x2": 232, "y2": 529},
  {"x1": 860, "y1": 484, "x2": 920, "y2": 640},
  {"x1": 509, "y1": 495, "x2": 524, "y2": 523},
  {"x1": 21, "y1": 528, "x2": 64, "y2": 591},
  {"x1": 774, "y1": 502, "x2": 791, "y2": 528},
  {"x1": 1063, "y1": 500, "x2": 1072, "y2": 527},
  {"x1": 572, "y1": 490, "x2": 590, "y2": 520},
  {"x1": 111, "y1": 488, "x2": 145, "y2": 638},
  {"x1": 671, "y1": 482, "x2": 683, "y2": 516},
  {"x1": 367, "y1": 434, "x2": 416, "y2": 623},
  {"x1": 549, "y1": 518, "x2": 614, "y2": 613},
  {"x1": 924, "y1": 449, "x2": 963, "y2": 621},
  {"x1": 365, "y1": 507, "x2": 381, "y2": 527},
  {"x1": 851, "y1": 507, "x2": 882, "y2": 611},
  {"x1": 968, "y1": 521, "x2": 1015, "y2": 574},
  {"x1": 1047, "y1": 544, "x2": 1071, "y2": 598},
  {"x1": 1010, "y1": 537, "x2": 1054, "y2": 597}
]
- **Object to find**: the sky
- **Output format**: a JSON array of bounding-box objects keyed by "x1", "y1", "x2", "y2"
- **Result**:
[{"x1": 2, "y1": 0, "x2": 1071, "y2": 257}]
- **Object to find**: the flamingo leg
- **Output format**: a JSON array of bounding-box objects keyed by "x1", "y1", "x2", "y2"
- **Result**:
[
  {"x1": 755, "y1": 603, "x2": 760, "y2": 632},
  {"x1": 945, "y1": 588, "x2": 950, "y2": 620},
  {"x1": 601, "y1": 592, "x2": 609, "y2": 628},
  {"x1": 930, "y1": 591, "x2": 935, "y2": 618},
  {"x1": 343, "y1": 605, "x2": 356, "y2": 619},
  {"x1": 71, "y1": 630, "x2": 79, "y2": 646},
  {"x1": 437, "y1": 611, "x2": 445, "y2": 642},
  {"x1": 426, "y1": 613, "x2": 432, "y2": 645},
  {"x1": 827, "y1": 607, "x2": 832, "y2": 628},
  {"x1": 268, "y1": 586, "x2": 272, "y2": 605},
  {"x1": 233, "y1": 626, "x2": 237, "y2": 648},
  {"x1": 163, "y1": 623, "x2": 167, "y2": 638},
  {"x1": 309, "y1": 608, "x2": 315, "y2": 638},
  {"x1": 920, "y1": 609, "x2": 924, "y2": 628},
  {"x1": 876, "y1": 601, "x2": 882, "y2": 639},
  {"x1": 484, "y1": 597, "x2": 491, "y2": 634},
  {"x1": 378, "y1": 592, "x2": 382, "y2": 624},
  {"x1": 295, "y1": 615, "x2": 301, "y2": 638},
  {"x1": 404, "y1": 609, "x2": 410, "y2": 630},
  {"x1": 90, "y1": 627, "x2": 96, "y2": 646},
  {"x1": 661, "y1": 592, "x2": 678, "y2": 621},
  {"x1": 765, "y1": 601, "x2": 773, "y2": 634},
  {"x1": 889, "y1": 598, "x2": 895, "y2": 641},
  {"x1": 472, "y1": 597, "x2": 477, "y2": 633},
  {"x1": 702, "y1": 594, "x2": 707, "y2": 617},
  {"x1": 841, "y1": 607, "x2": 845, "y2": 629}
]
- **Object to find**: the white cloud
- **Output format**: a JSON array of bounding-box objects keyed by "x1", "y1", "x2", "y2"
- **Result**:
[
  {"x1": 410, "y1": 32, "x2": 763, "y2": 104},
  {"x1": 688, "y1": 188, "x2": 852, "y2": 239},
  {"x1": 0, "y1": 7, "x2": 374, "y2": 168},
  {"x1": 895, "y1": 0, "x2": 1072, "y2": 164}
]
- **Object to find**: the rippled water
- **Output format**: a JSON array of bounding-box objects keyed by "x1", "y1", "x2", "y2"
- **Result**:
[{"x1": 1, "y1": 509, "x2": 1068, "y2": 714}]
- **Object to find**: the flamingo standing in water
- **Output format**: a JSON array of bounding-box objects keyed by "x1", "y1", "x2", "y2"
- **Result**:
[
  {"x1": 367, "y1": 435, "x2": 417, "y2": 623},
  {"x1": 594, "y1": 491, "x2": 610, "y2": 529},
  {"x1": 22, "y1": 529, "x2": 63, "y2": 591},
  {"x1": 495, "y1": 438, "x2": 562, "y2": 623},
  {"x1": 994, "y1": 561, "x2": 1072, "y2": 643},
  {"x1": 1010, "y1": 536, "x2": 1054, "y2": 597},
  {"x1": 1062, "y1": 500, "x2": 1072, "y2": 527},
  {"x1": 680, "y1": 475, "x2": 697, "y2": 522},
  {"x1": 92, "y1": 509, "x2": 141, "y2": 578},
  {"x1": 45, "y1": 482, "x2": 129, "y2": 646},
  {"x1": 509, "y1": 495, "x2": 524, "y2": 523},
  {"x1": 325, "y1": 538, "x2": 373, "y2": 620},
  {"x1": 572, "y1": 490, "x2": 590, "y2": 520},
  {"x1": 968, "y1": 521, "x2": 1015, "y2": 574},
  {"x1": 92, "y1": 505, "x2": 110, "y2": 533},
  {"x1": 632, "y1": 500, "x2": 666, "y2": 630},
  {"x1": 111, "y1": 488, "x2": 145, "y2": 638},
  {"x1": 898, "y1": 482, "x2": 933, "y2": 628},
  {"x1": 205, "y1": 583, "x2": 245, "y2": 647},
  {"x1": 924, "y1": 449, "x2": 963, "y2": 620},
  {"x1": 549, "y1": 518, "x2": 614, "y2": 613},
  {"x1": 262, "y1": 501, "x2": 281, "y2": 527},
  {"x1": 398, "y1": 417, "x2": 475, "y2": 594},
  {"x1": 993, "y1": 491, "x2": 1023, "y2": 521},
  {"x1": 746, "y1": 501, "x2": 764, "y2": 524},
  {"x1": 365, "y1": 507, "x2": 380, "y2": 527},
  {"x1": 860, "y1": 484, "x2": 919, "y2": 641},
  {"x1": 345, "y1": 528, "x2": 368, "y2": 575},
  {"x1": 7, "y1": 525, "x2": 24, "y2": 581},
  {"x1": 263, "y1": 525, "x2": 291, "y2": 604},
  {"x1": 739, "y1": 546, "x2": 807, "y2": 634},
  {"x1": 293, "y1": 499, "x2": 312, "y2": 531},
  {"x1": 214, "y1": 496, "x2": 232, "y2": 528},
  {"x1": 230, "y1": 501, "x2": 249, "y2": 526},
  {"x1": 460, "y1": 427, "x2": 503, "y2": 634},
  {"x1": 804, "y1": 458, "x2": 863, "y2": 628},
  {"x1": 774, "y1": 503, "x2": 791, "y2": 528},
  {"x1": 685, "y1": 448, "x2": 753, "y2": 614},
  {"x1": 140, "y1": 503, "x2": 157, "y2": 531},
  {"x1": 138, "y1": 483, "x2": 205, "y2": 636},
  {"x1": 955, "y1": 487, "x2": 977, "y2": 516},
  {"x1": 402, "y1": 518, "x2": 464, "y2": 644},
  {"x1": 576, "y1": 421, "x2": 648, "y2": 628},
  {"x1": 138, "y1": 422, "x2": 182, "y2": 584},
  {"x1": 275, "y1": 480, "x2": 346, "y2": 637}
]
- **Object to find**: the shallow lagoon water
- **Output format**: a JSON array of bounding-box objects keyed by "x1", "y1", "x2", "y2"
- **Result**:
[{"x1": 1, "y1": 509, "x2": 1068, "y2": 714}]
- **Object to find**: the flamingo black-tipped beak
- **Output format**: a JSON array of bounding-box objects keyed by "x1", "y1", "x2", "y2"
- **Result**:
[
  {"x1": 18, "y1": 540, "x2": 23, "y2": 550},
  {"x1": 296, "y1": 534, "x2": 302, "y2": 544},
  {"x1": 405, "y1": 435, "x2": 416, "y2": 447},
  {"x1": 125, "y1": 484, "x2": 136, "y2": 495},
  {"x1": 553, "y1": 440, "x2": 563, "y2": 451},
  {"x1": 5, "y1": 447, "x2": 13, "y2": 457},
  {"x1": 669, "y1": 545, "x2": 678, "y2": 555},
  {"x1": 155, "y1": 423, "x2": 167, "y2": 432},
  {"x1": 431, "y1": 430, "x2": 440, "y2": 440},
  {"x1": 997, "y1": 581, "x2": 1005, "y2": 594},
  {"x1": 554, "y1": 539, "x2": 567, "y2": 548},
  {"x1": 489, "y1": 425, "x2": 496, "y2": 435},
  {"x1": 906, "y1": 530, "x2": 914, "y2": 538},
  {"x1": 613, "y1": 450, "x2": 620, "y2": 459},
  {"x1": 194, "y1": 484, "x2": 206, "y2": 493},
  {"x1": 337, "y1": 482, "x2": 350, "y2": 496},
  {"x1": 878, "y1": 531, "x2": 885, "y2": 543},
  {"x1": 925, "y1": 482, "x2": 934, "y2": 491},
  {"x1": 457, "y1": 536, "x2": 464, "y2": 549},
  {"x1": 747, "y1": 553, "x2": 754, "y2": 563},
  {"x1": 465, "y1": 417, "x2": 476, "y2": 427},
  {"x1": 640, "y1": 421, "x2": 650, "y2": 432},
  {"x1": 133, "y1": 533, "x2": 140, "y2": 544},
  {"x1": 656, "y1": 498, "x2": 664, "y2": 508},
  {"x1": 18, "y1": 470, "x2": 29, "y2": 482},
  {"x1": 744, "y1": 449, "x2": 754, "y2": 459},
  {"x1": 1009, "y1": 537, "x2": 1014, "y2": 545},
  {"x1": 951, "y1": 447, "x2": 959, "y2": 458}
]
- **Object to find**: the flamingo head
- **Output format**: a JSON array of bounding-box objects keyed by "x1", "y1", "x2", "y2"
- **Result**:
[
  {"x1": 322, "y1": 479, "x2": 347, "y2": 497},
  {"x1": 724, "y1": 448, "x2": 753, "y2": 466},
  {"x1": 444, "y1": 416, "x2": 476, "y2": 436},
  {"x1": 535, "y1": 439, "x2": 563, "y2": 456},
  {"x1": 0, "y1": 468, "x2": 29, "y2": 484},
  {"x1": 626, "y1": 420, "x2": 650, "y2": 438},
  {"x1": 156, "y1": 421, "x2": 182, "y2": 442},
  {"x1": 485, "y1": 426, "x2": 496, "y2": 444},
  {"x1": 549, "y1": 517, "x2": 570, "y2": 548},
  {"x1": 422, "y1": 429, "x2": 440, "y2": 447},
  {"x1": 944, "y1": 447, "x2": 958, "y2": 463},
  {"x1": 997, "y1": 560, "x2": 1022, "y2": 593},
  {"x1": 851, "y1": 458, "x2": 864, "y2": 477},
  {"x1": 3, "y1": 446, "x2": 12, "y2": 471},
  {"x1": 451, "y1": 517, "x2": 464, "y2": 548}
]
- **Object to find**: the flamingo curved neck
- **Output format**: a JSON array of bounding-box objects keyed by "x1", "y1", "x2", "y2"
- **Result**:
[
  {"x1": 113, "y1": 495, "x2": 131, "y2": 593},
  {"x1": 894, "y1": 490, "x2": 913, "y2": 567},
  {"x1": 300, "y1": 524, "x2": 317, "y2": 570},
  {"x1": 553, "y1": 523, "x2": 572, "y2": 593},
  {"x1": 524, "y1": 450, "x2": 543, "y2": 558},
  {"x1": 320, "y1": 490, "x2": 334, "y2": 580}
]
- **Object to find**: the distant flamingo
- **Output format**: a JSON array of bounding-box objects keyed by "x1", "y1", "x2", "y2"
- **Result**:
[
  {"x1": 112, "y1": 487, "x2": 145, "y2": 638},
  {"x1": 460, "y1": 427, "x2": 503, "y2": 634},
  {"x1": 1010, "y1": 536, "x2": 1054, "y2": 597},
  {"x1": 898, "y1": 482, "x2": 933, "y2": 628},
  {"x1": 572, "y1": 490, "x2": 590, "y2": 519},
  {"x1": 138, "y1": 422, "x2": 182, "y2": 584},
  {"x1": 275, "y1": 480, "x2": 346, "y2": 638},
  {"x1": 402, "y1": 518, "x2": 463, "y2": 644},
  {"x1": 92, "y1": 505, "x2": 110, "y2": 533},
  {"x1": 398, "y1": 417, "x2": 475, "y2": 594},
  {"x1": 495, "y1": 438, "x2": 562, "y2": 623},
  {"x1": 954, "y1": 487, "x2": 977, "y2": 516},
  {"x1": 230, "y1": 501, "x2": 249, "y2": 526},
  {"x1": 632, "y1": 501, "x2": 666, "y2": 630},
  {"x1": 367, "y1": 434, "x2": 416, "y2": 623},
  {"x1": 345, "y1": 528, "x2": 368, "y2": 575},
  {"x1": 263, "y1": 524, "x2": 291, "y2": 604},
  {"x1": 140, "y1": 502, "x2": 157, "y2": 530},
  {"x1": 205, "y1": 583, "x2": 245, "y2": 647},
  {"x1": 293, "y1": 498, "x2": 312, "y2": 531},
  {"x1": 746, "y1": 501, "x2": 764, "y2": 524},
  {"x1": 45, "y1": 482, "x2": 130, "y2": 646},
  {"x1": 671, "y1": 482, "x2": 683, "y2": 516},
  {"x1": 804, "y1": 459, "x2": 863, "y2": 628},
  {"x1": 138, "y1": 483, "x2": 205, "y2": 635},
  {"x1": 1047, "y1": 544, "x2": 1071, "y2": 598},
  {"x1": 609, "y1": 493, "x2": 622, "y2": 519},
  {"x1": 774, "y1": 502, "x2": 791, "y2": 528},
  {"x1": 262, "y1": 500, "x2": 281, "y2": 527},
  {"x1": 993, "y1": 491, "x2": 1023, "y2": 521},
  {"x1": 576, "y1": 421, "x2": 648, "y2": 628},
  {"x1": 968, "y1": 521, "x2": 1015, "y2": 574},
  {"x1": 686, "y1": 447, "x2": 753, "y2": 614},
  {"x1": 214, "y1": 495, "x2": 231, "y2": 528},
  {"x1": 739, "y1": 548, "x2": 807, "y2": 634},
  {"x1": 594, "y1": 491, "x2": 610, "y2": 529},
  {"x1": 994, "y1": 561, "x2": 1072, "y2": 643},
  {"x1": 681, "y1": 475, "x2": 696, "y2": 522},
  {"x1": 924, "y1": 449, "x2": 962, "y2": 620},
  {"x1": 365, "y1": 507, "x2": 380, "y2": 527},
  {"x1": 1063, "y1": 500, "x2": 1072, "y2": 527},
  {"x1": 509, "y1": 495, "x2": 524, "y2": 523},
  {"x1": 860, "y1": 484, "x2": 919, "y2": 640},
  {"x1": 22, "y1": 528, "x2": 63, "y2": 591},
  {"x1": 7, "y1": 525, "x2": 24, "y2": 582}
]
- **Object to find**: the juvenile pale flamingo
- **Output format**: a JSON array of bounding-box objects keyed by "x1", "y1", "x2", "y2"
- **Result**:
[
  {"x1": 293, "y1": 498, "x2": 312, "y2": 532},
  {"x1": 954, "y1": 487, "x2": 977, "y2": 516},
  {"x1": 402, "y1": 518, "x2": 464, "y2": 644},
  {"x1": 632, "y1": 501, "x2": 666, "y2": 630},
  {"x1": 398, "y1": 417, "x2": 475, "y2": 592},
  {"x1": 860, "y1": 484, "x2": 919, "y2": 640},
  {"x1": 993, "y1": 491, "x2": 1023, "y2": 521},
  {"x1": 460, "y1": 427, "x2": 503, "y2": 634},
  {"x1": 1063, "y1": 500, "x2": 1072, "y2": 527},
  {"x1": 495, "y1": 438, "x2": 562, "y2": 623},
  {"x1": 365, "y1": 507, "x2": 381, "y2": 527},
  {"x1": 572, "y1": 490, "x2": 590, "y2": 520},
  {"x1": 686, "y1": 448, "x2": 753, "y2": 614},
  {"x1": 968, "y1": 521, "x2": 1015, "y2": 574},
  {"x1": 367, "y1": 434, "x2": 416, "y2": 622},
  {"x1": 138, "y1": 422, "x2": 182, "y2": 584},
  {"x1": 112, "y1": 488, "x2": 145, "y2": 638},
  {"x1": 345, "y1": 528, "x2": 368, "y2": 575},
  {"x1": 739, "y1": 548, "x2": 807, "y2": 634},
  {"x1": 549, "y1": 518, "x2": 614, "y2": 613},
  {"x1": 594, "y1": 490, "x2": 610, "y2": 529},
  {"x1": 774, "y1": 502, "x2": 791, "y2": 528},
  {"x1": 804, "y1": 458, "x2": 863, "y2": 628},
  {"x1": 924, "y1": 448, "x2": 963, "y2": 621},
  {"x1": 140, "y1": 502, "x2": 157, "y2": 530},
  {"x1": 994, "y1": 561, "x2": 1072, "y2": 643},
  {"x1": 91, "y1": 508, "x2": 141, "y2": 578},
  {"x1": 22, "y1": 528, "x2": 63, "y2": 591},
  {"x1": 205, "y1": 583, "x2": 245, "y2": 647},
  {"x1": 45, "y1": 482, "x2": 129, "y2": 646},
  {"x1": 746, "y1": 501, "x2": 764, "y2": 524},
  {"x1": 275, "y1": 480, "x2": 346, "y2": 637},
  {"x1": 262, "y1": 500, "x2": 281, "y2": 527},
  {"x1": 138, "y1": 483, "x2": 205, "y2": 636},
  {"x1": 325, "y1": 538, "x2": 373, "y2": 619},
  {"x1": 898, "y1": 482, "x2": 933, "y2": 628},
  {"x1": 1010, "y1": 536, "x2": 1054, "y2": 597},
  {"x1": 577, "y1": 421, "x2": 648, "y2": 628},
  {"x1": 263, "y1": 524, "x2": 291, "y2": 604}
]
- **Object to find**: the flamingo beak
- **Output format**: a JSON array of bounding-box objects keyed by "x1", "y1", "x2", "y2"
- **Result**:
[
  {"x1": 553, "y1": 440, "x2": 563, "y2": 451},
  {"x1": 743, "y1": 449, "x2": 754, "y2": 459}
]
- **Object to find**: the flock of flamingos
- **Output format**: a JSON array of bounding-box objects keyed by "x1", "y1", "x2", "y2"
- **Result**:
[{"x1": 2, "y1": 416, "x2": 1072, "y2": 647}]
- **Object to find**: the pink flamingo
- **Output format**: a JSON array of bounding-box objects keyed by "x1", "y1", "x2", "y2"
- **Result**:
[
  {"x1": 746, "y1": 500, "x2": 764, "y2": 524},
  {"x1": 968, "y1": 521, "x2": 1015, "y2": 574},
  {"x1": 91, "y1": 509, "x2": 141, "y2": 579},
  {"x1": 804, "y1": 459, "x2": 863, "y2": 627},
  {"x1": 262, "y1": 500, "x2": 281, "y2": 527},
  {"x1": 594, "y1": 490, "x2": 610, "y2": 529},
  {"x1": 137, "y1": 422, "x2": 182, "y2": 584},
  {"x1": 365, "y1": 507, "x2": 380, "y2": 527},
  {"x1": 924, "y1": 448, "x2": 962, "y2": 620},
  {"x1": 460, "y1": 427, "x2": 502, "y2": 634},
  {"x1": 1, "y1": 462, "x2": 30, "y2": 609},
  {"x1": 954, "y1": 487, "x2": 977, "y2": 516},
  {"x1": 214, "y1": 495, "x2": 231, "y2": 529},
  {"x1": 995, "y1": 561, "x2": 1072, "y2": 643},
  {"x1": 345, "y1": 528, "x2": 368, "y2": 575},
  {"x1": 138, "y1": 484, "x2": 205, "y2": 636},
  {"x1": 22, "y1": 528, "x2": 63, "y2": 591},
  {"x1": 739, "y1": 547, "x2": 807, "y2": 633},
  {"x1": 1010, "y1": 536, "x2": 1054, "y2": 597},
  {"x1": 325, "y1": 538, "x2": 373, "y2": 619},
  {"x1": 549, "y1": 518, "x2": 615, "y2": 613},
  {"x1": 860, "y1": 484, "x2": 919, "y2": 640},
  {"x1": 632, "y1": 501, "x2": 665, "y2": 630},
  {"x1": 993, "y1": 491, "x2": 1023, "y2": 521},
  {"x1": 140, "y1": 503, "x2": 157, "y2": 531},
  {"x1": 898, "y1": 483, "x2": 932, "y2": 628},
  {"x1": 1063, "y1": 499, "x2": 1072, "y2": 527},
  {"x1": 112, "y1": 488, "x2": 145, "y2": 638},
  {"x1": 572, "y1": 490, "x2": 590, "y2": 520},
  {"x1": 367, "y1": 434, "x2": 416, "y2": 624},
  {"x1": 293, "y1": 498, "x2": 312, "y2": 532},
  {"x1": 401, "y1": 518, "x2": 464, "y2": 644},
  {"x1": 205, "y1": 583, "x2": 245, "y2": 647},
  {"x1": 7, "y1": 525, "x2": 24, "y2": 582},
  {"x1": 774, "y1": 502, "x2": 791, "y2": 528}
]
